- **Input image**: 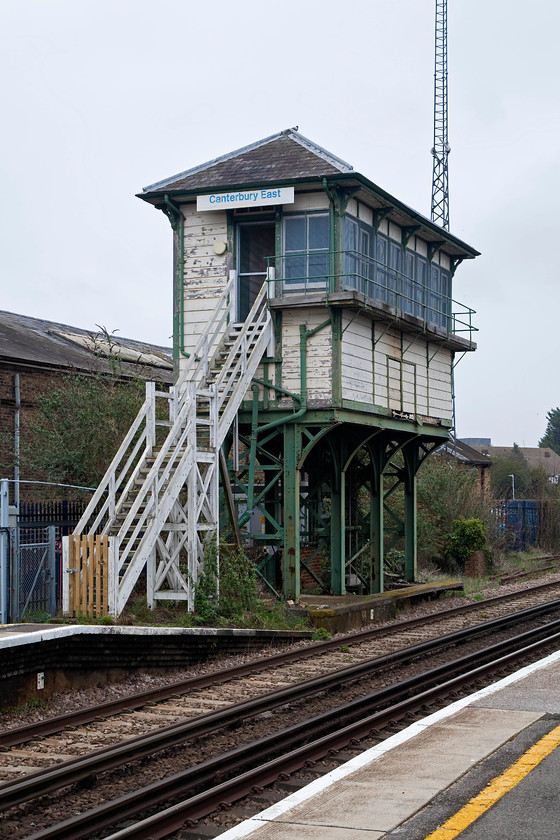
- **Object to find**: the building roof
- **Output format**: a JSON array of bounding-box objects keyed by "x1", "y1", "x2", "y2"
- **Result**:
[
  {"x1": 139, "y1": 128, "x2": 479, "y2": 261},
  {"x1": 0, "y1": 311, "x2": 173, "y2": 381},
  {"x1": 141, "y1": 129, "x2": 353, "y2": 194},
  {"x1": 470, "y1": 445, "x2": 560, "y2": 478},
  {"x1": 438, "y1": 439, "x2": 492, "y2": 467}
]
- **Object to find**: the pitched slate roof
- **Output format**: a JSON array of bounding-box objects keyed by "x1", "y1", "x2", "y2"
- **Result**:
[
  {"x1": 139, "y1": 128, "x2": 479, "y2": 259},
  {"x1": 140, "y1": 129, "x2": 353, "y2": 196},
  {"x1": 0, "y1": 311, "x2": 172, "y2": 381}
]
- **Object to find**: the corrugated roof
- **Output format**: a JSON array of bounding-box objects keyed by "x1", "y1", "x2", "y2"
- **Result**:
[{"x1": 0, "y1": 311, "x2": 173, "y2": 380}]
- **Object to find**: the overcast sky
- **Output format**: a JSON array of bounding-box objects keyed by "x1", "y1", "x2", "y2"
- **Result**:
[{"x1": 1, "y1": 0, "x2": 558, "y2": 447}]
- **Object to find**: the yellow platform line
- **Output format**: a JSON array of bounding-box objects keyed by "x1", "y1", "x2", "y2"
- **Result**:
[{"x1": 423, "y1": 722, "x2": 560, "y2": 839}]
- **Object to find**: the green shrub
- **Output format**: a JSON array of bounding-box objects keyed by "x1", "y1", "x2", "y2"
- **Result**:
[
  {"x1": 194, "y1": 544, "x2": 259, "y2": 625},
  {"x1": 446, "y1": 518, "x2": 487, "y2": 564}
]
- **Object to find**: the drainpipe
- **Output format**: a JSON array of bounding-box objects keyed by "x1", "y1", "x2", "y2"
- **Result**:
[
  {"x1": 163, "y1": 194, "x2": 189, "y2": 370},
  {"x1": 254, "y1": 324, "x2": 309, "y2": 436}
]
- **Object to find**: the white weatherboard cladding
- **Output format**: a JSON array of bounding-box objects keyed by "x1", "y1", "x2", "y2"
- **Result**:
[
  {"x1": 341, "y1": 312, "x2": 373, "y2": 403},
  {"x1": 373, "y1": 324, "x2": 453, "y2": 420},
  {"x1": 180, "y1": 204, "x2": 229, "y2": 363},
  {"x1": 416, "y1": 237, "x2": 428, "y2": 257},
  {"x1": 281, "y1": 309, "x2": 332, "y2": 404},
  {"x1": 427, "y1": 345, "x2": 453, "y2": 418},
  {"x1": 388, "y1": 221, "x2": 401, "y2": 242},
  {"x1": 377, "y1": 218, "x2": 389, "y2": 236},
  {"x1": 291, "y1": 192, "x2": 330, "y2": 212},
  {"x1": 359, "y1": 204, "x2": 373, "y2": 226}
]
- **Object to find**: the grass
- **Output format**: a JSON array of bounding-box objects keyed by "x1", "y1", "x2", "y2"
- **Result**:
[{"x1": 38, "y1": 547, "x2": 560, "y2": 630}]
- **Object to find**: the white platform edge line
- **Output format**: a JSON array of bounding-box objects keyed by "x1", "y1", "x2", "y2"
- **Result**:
[
  {"x1": 0, "y1": 625, "x2": 306, "y2": 649},
  {"x1": 217, "y1": 648, "x2": 560, "y2": 840}
]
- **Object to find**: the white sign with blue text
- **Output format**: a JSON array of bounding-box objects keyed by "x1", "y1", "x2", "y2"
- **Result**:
[{"x1": 197, "y1": 186, "x2": 294, "y2": 211}]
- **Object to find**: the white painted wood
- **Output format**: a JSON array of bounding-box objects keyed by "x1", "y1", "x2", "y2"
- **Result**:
[
  {"x1": 358, "y1": 203, "x2": 373, "y2": 226},
  {"x1": 377, "y1": 218, "x2": 389, "y2": 235},
  {"x1": 291, "y1": 192, "x2": 330, "y2": 211},
  {"x1": 371, "y1": 323, "x2": 454, "y2": 420},
  {"x1": 341, "y1": 312, "x2": 374, "y2": 403},
  {"x1": 281, "y1": 309, "x2": 332, "y2": 401},
  {"x1": 388, "y1": 221, "x2": 401, "y2": 242},
  {"x1": 346, "y1": 198, "x2": 358, "y2": 217},
  {"x1": 415, "y1": 238, "x2": 428, "y2": 257}
]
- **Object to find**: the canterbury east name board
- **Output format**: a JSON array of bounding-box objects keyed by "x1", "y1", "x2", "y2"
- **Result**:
[{"x1": 197, "y1": 186, "x2": 294, "y2": 211}]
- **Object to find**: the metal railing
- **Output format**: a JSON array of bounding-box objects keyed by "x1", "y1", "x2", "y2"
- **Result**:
[{"x1": 266, "y1": 250, "x2": 477, "y2": 344}]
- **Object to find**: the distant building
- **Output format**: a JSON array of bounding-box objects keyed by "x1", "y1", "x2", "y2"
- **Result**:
[{"x1": 465, "y1": 441, "x2": 560, "y2": 485}]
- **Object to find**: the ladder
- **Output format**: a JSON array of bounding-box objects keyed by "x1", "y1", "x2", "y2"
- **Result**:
[{"x1": 63, "y1": 277, "x2": 273, "y2": 616}]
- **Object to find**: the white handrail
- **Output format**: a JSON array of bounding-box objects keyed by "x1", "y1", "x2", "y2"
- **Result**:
[
  {"x1": 73, "y1": 395, "x2": 152, "y2": 534},
  {"x1": 175, "y1": 274, "x2": 235, "y2": 394}
]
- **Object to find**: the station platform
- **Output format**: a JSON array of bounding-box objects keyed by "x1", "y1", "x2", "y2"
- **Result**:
[
  {"x1": 292, "y1": 579, "x2": 463, "y2": 633},
  {"x1": 220, "y1": 649, "x2": 560, "y2": 839}
]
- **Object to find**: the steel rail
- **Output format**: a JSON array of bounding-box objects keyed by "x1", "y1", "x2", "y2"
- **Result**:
[
  {"x1": 23, "y1": 624, "x2": 560, "y2": 840},
  {"x1": 4, "y1": 600, "x2": 560, "y2": 813},
  {"x1": 3, "y1": 575, "x2": 560, "y2": 749}
]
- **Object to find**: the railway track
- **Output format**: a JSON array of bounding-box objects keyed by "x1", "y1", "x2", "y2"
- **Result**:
[
  {"x1": 2, "y1": 576, "x2": 560, "y2": 760},
  {"x1": 1, "y1": 577, "x2": 560, "y2": 840}
]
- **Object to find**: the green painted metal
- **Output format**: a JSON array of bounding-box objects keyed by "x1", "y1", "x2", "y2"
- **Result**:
[
  {"x1": 162, "y1": 195, "x2": 183, "y2": 373},
  {"x1": 403, "y1": 442, "x2": 419, "y2": 581},
  {"x1": 428, "y1": 240, "x2": 445, "y2": 261},
  {"x1": 401, "y1": 225, "x2": 422, "y2": 250},
  {"x1": 283, "y1": 422, "x2": 301, "y2": 598},
  {"x1": 372, "y1": 207, "x2": 393, "y2": 232}
]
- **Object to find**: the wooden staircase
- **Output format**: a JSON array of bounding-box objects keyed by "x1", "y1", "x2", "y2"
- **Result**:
[{"x1": 63, "y1": 278, "x2": 273, "y2": 616}]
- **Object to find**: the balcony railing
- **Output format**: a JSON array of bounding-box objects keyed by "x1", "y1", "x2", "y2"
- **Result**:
[{"x1": 265, "y1": 250, "x2": 477, "y2": 345}]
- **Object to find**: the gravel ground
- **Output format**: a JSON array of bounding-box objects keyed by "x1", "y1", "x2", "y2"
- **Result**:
[{"x1": 2, "y1": 569, "x2": 559, "y2": 732}]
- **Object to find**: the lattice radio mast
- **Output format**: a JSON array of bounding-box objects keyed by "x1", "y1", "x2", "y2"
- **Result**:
[{"x1": 431, "y1": 0, "x2": 450, "y2": 230}]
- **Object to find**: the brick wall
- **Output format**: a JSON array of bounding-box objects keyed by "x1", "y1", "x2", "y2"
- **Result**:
[{"x1": 300, "y1": 546, "x2": 324, "y2": 589}]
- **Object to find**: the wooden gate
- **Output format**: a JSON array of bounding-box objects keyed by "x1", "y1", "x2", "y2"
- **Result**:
[{"x1": 64, "y1": 535, "x2": 110, "y2": 617}]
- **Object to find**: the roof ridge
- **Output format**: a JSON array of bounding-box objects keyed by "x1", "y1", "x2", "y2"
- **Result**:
[
  {"x1": 288, "y1": 131, "x2": 353, "y2": 172},
  {"x1": 141, "y1": 128, "x2": 353, "y2": 193}
]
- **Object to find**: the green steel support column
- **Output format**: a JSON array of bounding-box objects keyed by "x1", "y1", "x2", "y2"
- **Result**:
[
  {"x1": 330, "y1": 465, "x2": 345, "y2": 595},
  {"x1": 370, "y1": 449, "x2": 384, "y2": 594},
  {"x1": 246, "y1": 385, "x2": 261, "y2": 513},
  {"x1": 283, "y1": 422, "x2": 301, "y2": 600},
  {"x1": 403, "y1": 444, "x2": 420, "y2": 582}
]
